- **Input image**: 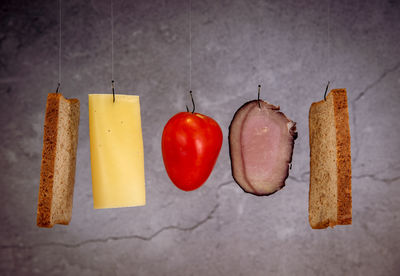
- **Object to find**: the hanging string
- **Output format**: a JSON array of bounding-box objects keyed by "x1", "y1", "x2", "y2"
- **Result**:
[
  {"x1": 189, "y1": 0, "x2": 192, "y2": 92},
  {"x1": 111, "y1": 0, "x2": 115, "y2": 102},
  {"x1": 327, "y1": 0, "x2": 330, "y2": 78},
  {"x1": 325, "y1": 0, "x2": 331, "y2": 100},
  {"x1": 257, "y1": 3, "x2": 262, "y2": 87},
  {"x1": 56, "y1": 0, "x2": 62, "y2": 93}
]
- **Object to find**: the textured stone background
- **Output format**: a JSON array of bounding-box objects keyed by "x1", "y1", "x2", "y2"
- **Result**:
[{"x1": 1, "y1": 0, "x2": 399, "y2": 275}]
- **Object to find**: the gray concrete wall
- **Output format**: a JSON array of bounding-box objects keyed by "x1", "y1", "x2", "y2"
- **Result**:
[{"x1": 1, "y1": 0, "x2": 399, "y2": 275}]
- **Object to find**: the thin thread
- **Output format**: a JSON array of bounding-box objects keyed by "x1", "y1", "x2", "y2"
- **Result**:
[
  {"x1": 111, "y1": 0, "x2": 114, "y2": 83},
  {"x1": 258, "y1": 3, "x2": 261, "y2": 85},
  {"x1": 323, "y1": 0, "x2": 331, "y2": 100},
  {"x1": 58, "y1": 0, "x2": 61, "y2": 90},
  {"x1": 327, "y1": 0, "x2": 330, "y2": 80},
  {"x1": 189, "y1": 0, "x2": 192, "y2": 92}
]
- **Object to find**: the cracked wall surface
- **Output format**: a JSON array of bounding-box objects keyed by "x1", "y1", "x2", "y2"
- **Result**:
[{"x1": 1, "y1": 0, "x2": 399, "y2": 275}]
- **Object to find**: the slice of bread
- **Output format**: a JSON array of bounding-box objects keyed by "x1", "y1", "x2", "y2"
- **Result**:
[
  {"x1": 37, "y1": 93, "x2": 80, "y2": 228},
  {"x1": 309, "y1": 89, "x2": 352, "y2": 229}
]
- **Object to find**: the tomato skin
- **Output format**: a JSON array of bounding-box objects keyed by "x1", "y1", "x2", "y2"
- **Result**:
[{"x1": 162, "y1": 112, "x2": 223, "y2": 191}]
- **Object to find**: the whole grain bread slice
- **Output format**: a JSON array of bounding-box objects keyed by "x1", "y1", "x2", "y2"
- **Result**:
[
  {"x1": 308, "y1": 89, "x2": 352, "y2": 229},
  {"x1": 37, "y1": 93, "x2": 80, "y2": 228}
]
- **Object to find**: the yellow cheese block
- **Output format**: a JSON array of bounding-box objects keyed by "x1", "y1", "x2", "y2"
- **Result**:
[{"x1": 89, "y1": 94, "x2": 146, "y2": 209}]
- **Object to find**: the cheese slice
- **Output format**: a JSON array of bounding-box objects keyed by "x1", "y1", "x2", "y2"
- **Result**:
[{"x1": 89, "y1": 94, "x2": 146, "y2": 209}]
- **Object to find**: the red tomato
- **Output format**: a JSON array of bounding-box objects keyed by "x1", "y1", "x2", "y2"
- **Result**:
[{"x1": 162, "y1": 112, "x2": 223, "y2": 191}]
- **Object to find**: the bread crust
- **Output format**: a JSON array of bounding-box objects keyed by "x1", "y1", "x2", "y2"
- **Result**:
[
  {"x1": 37, "y1": 94, "x2": 60, "y2": 227},
  {"x1": 332, "y1": 89, "x2": 352, "y2": 225}
]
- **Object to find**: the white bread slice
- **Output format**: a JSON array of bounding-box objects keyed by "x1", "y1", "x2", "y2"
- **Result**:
[
  {"x1": 37, "y1": 93, "x2": 80, "y2": 228},
  {"x1": 309, "y1": 89, "x2": 352, "y2": 229}
]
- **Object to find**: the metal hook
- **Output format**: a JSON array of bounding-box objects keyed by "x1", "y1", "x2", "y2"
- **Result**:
[
  {"x1": 257, "y1": 84, "x2": 261, "y2": 108},
  {"x1": 323, "y1": 81, "x2": 330, "y2": 101},
  {"x1": 185, "y1": 90, "x2": 195, "y2": 113},
  {"x1": 56, "y1": 82, "x2": 60, "y2": 94},
  {"x1": 112, "y1": 80, "x2": 115, "y2": 103}
]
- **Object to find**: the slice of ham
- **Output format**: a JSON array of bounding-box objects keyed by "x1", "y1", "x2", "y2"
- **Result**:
[{"x1": 229, "y1": 100, "x2": 297, "y2": 196}]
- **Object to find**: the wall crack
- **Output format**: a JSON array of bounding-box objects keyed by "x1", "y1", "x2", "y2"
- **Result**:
[{"x1": 351, "y1": 61, "x2": 400, "y2": 166}]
